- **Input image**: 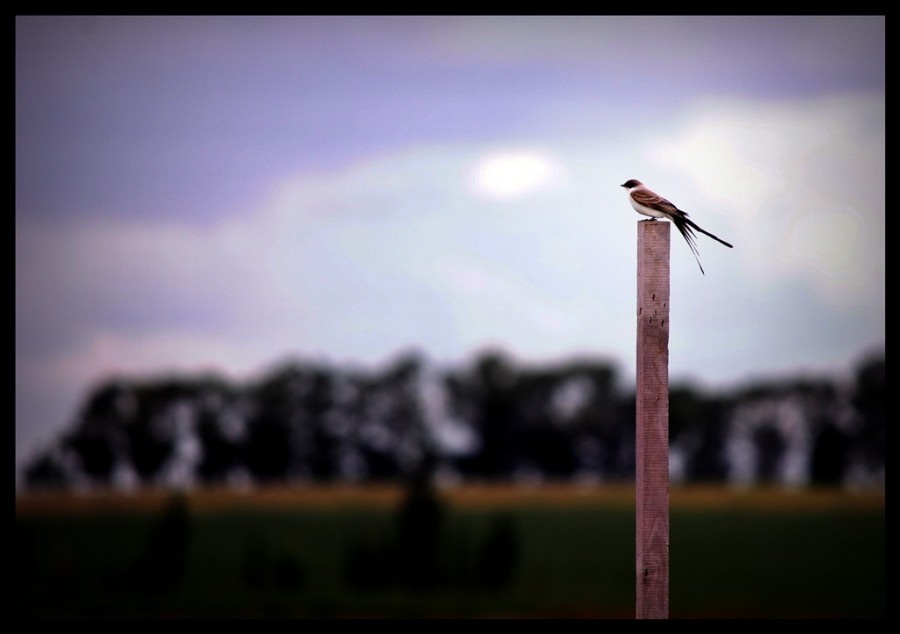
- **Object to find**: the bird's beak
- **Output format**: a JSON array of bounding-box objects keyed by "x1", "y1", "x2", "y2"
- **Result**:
[{"x1": 620, "y1": 183, "x2": 627, "y2": 188}]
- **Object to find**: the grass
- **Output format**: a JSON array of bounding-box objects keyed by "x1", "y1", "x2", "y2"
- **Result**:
[{"x1": 16, "y1": 484, "x2": 884, "y2": 618}]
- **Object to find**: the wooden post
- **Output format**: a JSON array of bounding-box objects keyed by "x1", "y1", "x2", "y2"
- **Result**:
[{"x1": 635, "y1": 220, "x2": 670, "y2": 619}]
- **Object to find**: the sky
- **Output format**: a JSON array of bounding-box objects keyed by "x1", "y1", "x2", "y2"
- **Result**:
[{"x1": 15, "y1": 16, "x2": 885, "y2": 480}]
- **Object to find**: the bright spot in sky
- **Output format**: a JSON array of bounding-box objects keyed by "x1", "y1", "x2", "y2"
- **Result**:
[{"x1": 468, "y1": 150, "x2": 565, "y2": 200}]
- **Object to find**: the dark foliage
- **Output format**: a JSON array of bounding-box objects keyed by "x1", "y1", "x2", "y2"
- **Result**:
[{"x1": 22, "y1": 350, "x2": 884, "y2": 490}]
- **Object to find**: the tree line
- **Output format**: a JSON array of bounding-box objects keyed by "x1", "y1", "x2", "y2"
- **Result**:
[{"x1": 22, "y1": 349, "x2": 884, "y2": 490}]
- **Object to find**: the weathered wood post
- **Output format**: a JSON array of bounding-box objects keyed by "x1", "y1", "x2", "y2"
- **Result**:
[{"x1": 635, "y1": 219, "x2": 670, "y2": 619}]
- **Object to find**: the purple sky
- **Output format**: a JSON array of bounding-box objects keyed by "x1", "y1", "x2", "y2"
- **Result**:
[{"x1": 15, "y1": 16, "x2": 885, "y2": 481}]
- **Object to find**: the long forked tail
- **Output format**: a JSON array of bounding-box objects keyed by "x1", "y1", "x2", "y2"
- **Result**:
[{"x1": 685, "y1": 217, "x2": 733, "y2": 249}]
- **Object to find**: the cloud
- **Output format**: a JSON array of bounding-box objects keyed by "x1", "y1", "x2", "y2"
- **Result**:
[
  {"x1": 16, "y1": 140, "x2": 614, "y2": 373},
  {"x1": 648, "y1": 92, "x2": 884, "y2": 309}
]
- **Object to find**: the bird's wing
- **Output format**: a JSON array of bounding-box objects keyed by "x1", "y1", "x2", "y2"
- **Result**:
[{"x1": 630, "y1": 188, "x2": 680, "y2": 215}]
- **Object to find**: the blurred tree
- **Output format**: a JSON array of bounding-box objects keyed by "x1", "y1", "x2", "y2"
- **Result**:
[
  {"x1": 64, "y1": 429, "x2": 117, "y2": 482},
  {"x1": 124, "y1": 403, "x2": 176, "y2": 483},
  {"x1": 810, "y1": 421, "x2": 849, "y2": 485},
  {"x1": 19, "y1": 347, "x2": 885, "y2": 490},
  {"x1": 455, "y1": 351, "x2": 521, "y2": 479},
  {"x1": 245, "y1": 363, "x2": 337, "y2": 482},
  {"x1": 515, "y1": 369, "x2": 574, "y2": 478},
  {"x1": 615, "y1": 394, "x2": 637, "y2": 480},
  {"x1": 669, "y1": 386, "x2": 730, "y2": 482},
  {"x1": 22, "y1": 452, "x2": 69, "y2": 489},
  {"x1": 354, "y1": 351, "x2": 431, "y2": 481},
  {"x1": 852, "y1": 353, "x2": 885, "y2": 480},
  {"x1": 243, "y1": 413, "x2": 293, "y2": 483},
  {"x1": 753, "y1": 425, "x2": 786, "y2": 484},
  {"x1": 195, "y1": 409, "x2": 242, "y2": 483},
  {"x1": 61, "y1": 380, "x2": 132, "y2": 483},
  {"x1": 569, "y1": 362, "x2": 629, "y2": 480}
]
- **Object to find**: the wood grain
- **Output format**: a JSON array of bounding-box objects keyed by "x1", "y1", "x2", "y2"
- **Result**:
[{"x1": 636, "y1": 220, "x2": 670, "y2": 619}]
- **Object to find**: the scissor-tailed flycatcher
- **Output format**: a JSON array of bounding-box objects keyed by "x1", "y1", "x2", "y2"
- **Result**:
[{"x1": 621, "y1": 179, "x2": 733, "y2": 274}]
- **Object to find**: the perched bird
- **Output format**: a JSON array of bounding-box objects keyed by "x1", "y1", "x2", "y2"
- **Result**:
[{"x1": 621, "y1": 179, "x2": 733, "y2": 275}]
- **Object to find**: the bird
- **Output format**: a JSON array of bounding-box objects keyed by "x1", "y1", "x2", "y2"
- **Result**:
[{"x1": 621, "y1": 179, "x2": 733, "y2": 275}]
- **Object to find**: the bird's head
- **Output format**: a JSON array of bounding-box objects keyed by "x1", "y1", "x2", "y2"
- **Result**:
[{"x1": 621, "y1": 179, "x2": 642, "y2": 189}]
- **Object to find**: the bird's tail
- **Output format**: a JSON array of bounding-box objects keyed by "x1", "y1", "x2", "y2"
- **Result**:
[
  {"x1": 685, "y1": 217, "x2": 733, "y2": 249},
  {"x1": 671, "y1": 216, "x2": 706, "y2": 275}
]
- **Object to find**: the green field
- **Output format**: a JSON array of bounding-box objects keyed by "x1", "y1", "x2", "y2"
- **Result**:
[{"x1": 16, "y1": 485, "x2": 884, "y2": 618}]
